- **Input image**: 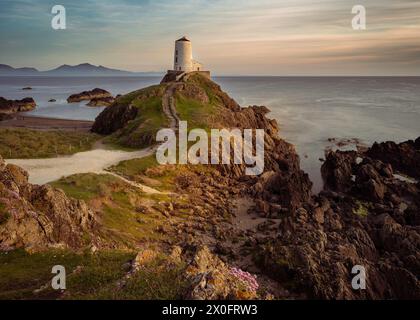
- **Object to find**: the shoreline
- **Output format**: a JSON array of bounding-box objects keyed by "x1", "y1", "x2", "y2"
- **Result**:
[{"x1": 0, "y1": 114, "x2": 93, "y2": 131}]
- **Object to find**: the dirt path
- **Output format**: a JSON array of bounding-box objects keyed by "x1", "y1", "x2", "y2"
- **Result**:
[
  {"x1": 105, "y1": 171, "x2": 167, "y2": 195},
  {"x1": 6, "y1": 144, "x2": 157, "y2": 186},
  {"x1": 162, "y1": 83, "x2": 181, "y2": 130}
]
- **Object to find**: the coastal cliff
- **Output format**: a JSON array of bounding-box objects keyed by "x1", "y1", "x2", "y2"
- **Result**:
[{"x1": 0, "y1": 74, "x2": 418, "y2": 299}]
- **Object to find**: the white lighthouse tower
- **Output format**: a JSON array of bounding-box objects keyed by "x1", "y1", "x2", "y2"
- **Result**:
[
  {"x1": 173, "y1": 36, "x2": 202, "y2": 72},
  {"x1": 162, "y1": 37, "x2": 209, "y2": 83}
]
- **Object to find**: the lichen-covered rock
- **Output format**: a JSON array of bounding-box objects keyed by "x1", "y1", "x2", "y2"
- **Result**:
[
  {"x1": 0, "y1": 155, "x2": 97, "y2": 251},
  {"x1": 184, "y1": 246, "x2": 258, "y2": 300}
]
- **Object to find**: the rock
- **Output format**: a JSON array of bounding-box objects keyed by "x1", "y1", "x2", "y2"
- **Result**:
[
  {"x1": 0, "y1": 97, "x2": 36, "y2": 114},
  {"x1": 48, "y1": 99, "x2": 56, "y2": 102},
  {"x1": 184, "y1": 246, "x2": 258, "y2": 300},
  {"x1": 86, "y1": 96, "x2": 115, "y2": 107},
  {"x1": 169, "y1": 246, "x2": 182, "y2": 263},
  {"x1": 321, "y1": 151, "x2": 357, "y2": 192},
  {"x1": 67, "y1": 88, "x2": 111, "y2": 103},
  {"x1": 22, "y1": 87, "x2": 32, "y2": 90},
  {"x1": 312, "y1": 207, "x2": 325, "y2": 224},
  {"x1": 367, "y1": 138, "x2": 420, "y2": 179},
  {"x1": 254, "y1": 135, "x2": 420, "y2": 300},
  {"x1": 0, "y1": 155, "x2": 96, "y2": 251},
  {"x1": 133, "y1": 249, "x2": 157, "y2": 270},
  {"x1": 91, "y1": 86, "x2": 166, "y2": 137}
]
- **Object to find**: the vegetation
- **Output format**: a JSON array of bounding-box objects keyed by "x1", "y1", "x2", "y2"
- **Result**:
[
  {"x1": 0, "y1": 249, "x2": 134, "y2": 300},
  {"x1": 108, "y1": 154, "x2": 159, "y2": 177},
  {"x1": 50, "y1": 172, "x2": 168, "y2": 245},
  {"x1": 50, "y1": 173, "x2": 125, "y2": 201},
  {"x1": 104, "y1": 85, "x2": 169, "y2": 148},
  {"x1": 0, "y1": 128, "x2": 99, "y2": 159},
  {"x1": 0, "y1": 248, "x2": 188, "y2": 300}
]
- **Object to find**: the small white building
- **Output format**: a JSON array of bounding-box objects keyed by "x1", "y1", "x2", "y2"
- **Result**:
[{"x1": 173, "y1": 36, "x2": 203, "y2": 72}]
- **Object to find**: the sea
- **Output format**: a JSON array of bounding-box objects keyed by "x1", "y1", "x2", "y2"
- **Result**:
[{"x1": 1, "y1": 76, "x2": 420, "y2": 192}]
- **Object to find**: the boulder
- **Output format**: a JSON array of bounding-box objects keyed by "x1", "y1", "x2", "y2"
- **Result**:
[
  {"x1": 0, "y1": 155, "x2": 97, "y2": 251},
  {"x1": 67, "y1": 88, "x2": 111, "y2": 103},
  {"x1": 0, "y1": 97, "x2": 36, "y2": 114},
  {"x1": 367, "y1": 138, "x2": 420, "y2": 179}
]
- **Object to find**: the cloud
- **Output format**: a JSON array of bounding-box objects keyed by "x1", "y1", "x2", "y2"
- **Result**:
[{"x1": 0, "y1": 0, "x2": 419, "y2": 75}]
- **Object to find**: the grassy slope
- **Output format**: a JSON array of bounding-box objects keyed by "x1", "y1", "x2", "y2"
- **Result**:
[
  {"x1": 103, "y1": 85, "x2": 169, "y2": 148},
  {"x1": 0, "y1": 249, "x2": 187, "y2": 300},
  {"x1": 0, "y1": 128, "x2": 99, "y2": 159},
  {"x1": 108, "y1": 73, "x2": 223, "y2": 183},
  {"x1": 50, "y1": 173, "x2": 171, "y2": 246},
  {"x1": 175, "y1": 74, "x2": 221, "y2": 130}
]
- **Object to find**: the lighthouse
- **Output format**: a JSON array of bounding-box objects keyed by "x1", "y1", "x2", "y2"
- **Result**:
[
  {"x1": 162, "y1": 37, "x2": 210, "y2": 83},
  {"x1": 173, "y1": 37, "x2": 203, "y2": 72}
]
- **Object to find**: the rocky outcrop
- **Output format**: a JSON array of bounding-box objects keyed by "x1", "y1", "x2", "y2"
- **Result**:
[
  {"x1": 0, "y1": 155, "x2": 97, "y2": 251},
  {"x1": 92, "y1": 86, "x2": 165, "y2": 136},
  {"x1": 174, "y1": 74, "x2": 312, "y2": 211},
  {"x1": 184, "y1": 246, "x2": 259, "y2": 300},
  {"x1": 88, "y1": 74, "x2": 419, "y2": 300},
  {"x1": 258, "y1": 138, "x2": 420, "y2": 299},
  {"x1": 321, "y1": 151, "x2": 357, "y2": 192},
  {"x1": 0, "y1": 97, "x2": 36, "y2": 114},
  {"x1": 67, "y1": 88, "x2": 111, "y2": 103},
  {"x1": 367, "y1": 139, "x2": 420, "y2": 179},
  {"x1": 86, "y1": 96, "x2": 115, "y2": 107}
]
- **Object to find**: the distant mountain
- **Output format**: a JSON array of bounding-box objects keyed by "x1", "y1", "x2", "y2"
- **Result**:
[
  {"x1": 0, "y1": 64, "x2": 39, "y2": 75},
  {"x1": 44, "y1": 63, "x2": 133, "y2": 75},
  {"x1": 0, "y1": 63, "x2": 162, "y2": 76}
]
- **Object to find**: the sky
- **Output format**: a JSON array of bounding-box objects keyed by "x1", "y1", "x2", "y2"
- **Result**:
[{"x1": 0, "y1": 0, "x2": 419, "y2": 75}]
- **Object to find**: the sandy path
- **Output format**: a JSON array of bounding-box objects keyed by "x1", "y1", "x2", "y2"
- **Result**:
[{"x1": 7, "y1": 146, "x2": 156, "y2": 186}]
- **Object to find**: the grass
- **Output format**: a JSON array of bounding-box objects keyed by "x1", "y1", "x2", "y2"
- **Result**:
[
  {"x1": 175, "y1": 94, "x2": 216, "y2": 130},
  {"x1": 0, "y1": 249, "x2": 134, "y2": 300},
  {"x1": 50, "y1": 172, "x2": 167, "y2": 245},
  {"x1": 104, "y1": 85, "x2": 168, "y2": 149},
  {"x1": 0, "y1": 248, "x2": 188, "y2": 300},
  {"x1": 0, "y1": 128, "x2": 99, "y2": 159},
  {"x1": 50, "y1": 173, "x2": 124, "y2": 201},
  {"x1": 109, "y1": 154, "x2": 159, "y2": 177},
  {"x1": 91, "y1": 255, "x2": 188, "y2": 300}
]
